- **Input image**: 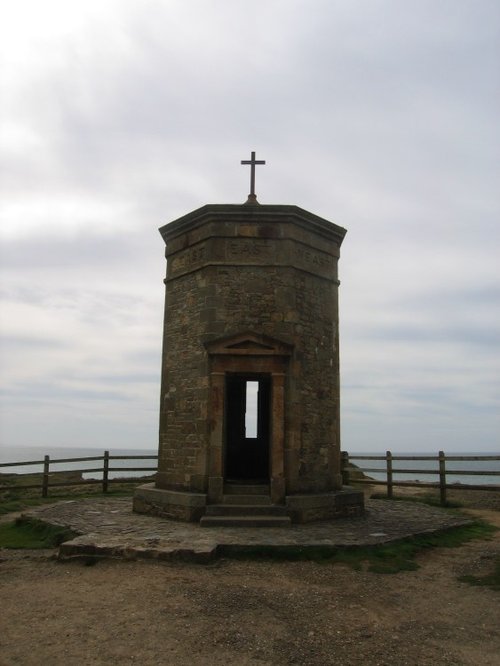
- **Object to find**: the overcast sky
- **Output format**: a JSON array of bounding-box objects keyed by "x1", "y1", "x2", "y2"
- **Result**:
[{"x1": 1, "y1": 0, "x2": 499, "y2": 455}]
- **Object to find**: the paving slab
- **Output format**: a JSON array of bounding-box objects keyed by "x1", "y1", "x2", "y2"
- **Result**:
[{"x1": 20, "y1": 497, "x2": 472, "y2": 563}]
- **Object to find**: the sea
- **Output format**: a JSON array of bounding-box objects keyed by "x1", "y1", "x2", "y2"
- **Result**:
[
  {"x1": 0, "y1": 445, "x2": 158, "y2": 480},
  {"x1": 346, "y1": 451, "x2": 500, "y2": 487},
  {"x1": 0, "y1": 445, "x2": 499, "y2": 486}
]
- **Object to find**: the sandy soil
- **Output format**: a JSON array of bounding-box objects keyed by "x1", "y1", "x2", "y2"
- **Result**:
[{"x1": 0, "y1": 491, "x2": 499, "y2": 666}]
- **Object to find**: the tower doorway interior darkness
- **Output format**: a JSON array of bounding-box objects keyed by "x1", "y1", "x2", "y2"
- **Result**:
[{"x1": 225, "y1": 374, "x2": 271, "y2": 481}]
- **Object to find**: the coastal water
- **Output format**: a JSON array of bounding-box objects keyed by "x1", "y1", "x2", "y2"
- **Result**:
[
  {"x1": 1, "y1": 445, "x2": 499, "y2": 485},
  {"x1": 348, "y1": 452, "x2": 500, "y2": 486},
  {"x1": 0, "y1": 445, "x2": 157, "y2": 480}
]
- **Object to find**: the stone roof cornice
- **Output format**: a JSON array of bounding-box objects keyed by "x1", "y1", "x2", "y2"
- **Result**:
[{"x1": 159, "y1": 204, "x2": 347, "y2": 246}]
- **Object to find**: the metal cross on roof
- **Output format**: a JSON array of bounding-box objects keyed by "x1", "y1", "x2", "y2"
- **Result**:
[{"x1": 241, "y1": 151, "x2": 266, "y2": 203}]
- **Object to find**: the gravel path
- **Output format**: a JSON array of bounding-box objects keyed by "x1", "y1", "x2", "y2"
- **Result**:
[{"x1": 1, "y1": 490, "x2": 498, "y2": 666}]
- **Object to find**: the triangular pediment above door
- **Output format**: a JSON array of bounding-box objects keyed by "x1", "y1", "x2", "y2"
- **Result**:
[{"x1": 205, "y1": 331, "x2": 293, "y2": 357}]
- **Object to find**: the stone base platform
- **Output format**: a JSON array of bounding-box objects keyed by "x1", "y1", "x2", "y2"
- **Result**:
[
  {"x1": 18, "y1": 497, "x2": 472, "y2": 563},
  {"x1": 133, "y1": 483, "x2": 365, "y2": 524}
]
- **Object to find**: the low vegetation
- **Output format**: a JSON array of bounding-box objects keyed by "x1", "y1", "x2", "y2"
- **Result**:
[
  {"x1": 0, "y1": 519, "x2": 77, "y2": 549},
  {"x1": 0, "y1": 472, "x2": 149, "y2": 548},
  {"x1": 369, "y1": 491, "x2": 464, "y2": 509},
  {"x1": 227, "y1": 520, "x2": 497, "y2": 577},
  {"x1": 458, "y1": 557, "x2": 500, "y2": 591}
]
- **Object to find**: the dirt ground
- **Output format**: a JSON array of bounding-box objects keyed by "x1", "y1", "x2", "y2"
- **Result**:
[{"x1": 1, "y1": 489, "x2": 499, "y2": 666}]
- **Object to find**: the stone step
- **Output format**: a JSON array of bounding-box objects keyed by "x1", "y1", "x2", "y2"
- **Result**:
[
  {"x1": 205, "y1": 504, "x2": 289, "y2": 517},
  {"x1": 200, "y1": 515, "x2": 291, "y2": 528},
  {"x1": 224, "y1": 483, "x2": 270, "y2": 496},
  {"x1": 220, "y1": 494, "x2": 271, "y2": 506}
]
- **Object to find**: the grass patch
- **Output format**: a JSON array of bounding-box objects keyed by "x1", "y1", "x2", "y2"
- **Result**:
[
  {"x1": 224, "y1": 521, "x2": 497, "y2": 574},
  {"x1": 0, "y1": 485, "x2": 139, "y2": 547},
  {"x1": 0, "y1": 519, "x2": 77, "y2": 549},
  {"x1": 339, "y1": 522, "x2": 496, "y2": 573},
  {"x1": 458, "y1": 557, "x2": 500, "y2": 591},
  {"x1": 369, "y1": 492, "x2": 463, "y2": 509}
]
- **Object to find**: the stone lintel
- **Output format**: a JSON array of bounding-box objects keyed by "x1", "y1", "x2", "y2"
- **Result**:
[{"x1": 205, "y1": 331, "x2": 293, "y2": 358}]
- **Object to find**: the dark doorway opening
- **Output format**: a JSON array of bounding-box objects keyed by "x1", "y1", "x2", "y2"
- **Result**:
[{"x1": 225, "y1": 374, "x2": 270, "y2": 481}]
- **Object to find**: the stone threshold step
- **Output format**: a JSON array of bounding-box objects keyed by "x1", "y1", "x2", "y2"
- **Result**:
[
  {"x1": 224, "y1": 483, "x2": 270, "y2": 495},
  {"x1": 200, "y1": 515, "x2": 292, "y2": 528},
  {"x1": 221, "y1": 494, "x2": 271, "y2": 506},
  {"x1": 205, "y1": 504, "x2": 289, "y2": 517}
]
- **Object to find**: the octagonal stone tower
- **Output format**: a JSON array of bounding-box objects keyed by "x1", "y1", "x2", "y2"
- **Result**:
[{"x1": 134, "y1": 202, "x2": 364, "y2": 523}]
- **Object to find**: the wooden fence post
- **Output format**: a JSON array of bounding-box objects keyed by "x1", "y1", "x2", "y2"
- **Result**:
[
  {"x1": 341, "y1": 451, "x2": 350, "y2": 485},
  {"x1": 386, "y1": 450, "x2": 393, "y2": 499},
  {"x1": 42, "y1": 455, "x2": 50, "y2": 498},
  {"x1": 439, "y1": 450, "x2": 447, "y2": 506},
  {"x1": 102, "y1": 450, "x2": 110, "y2": 493}
]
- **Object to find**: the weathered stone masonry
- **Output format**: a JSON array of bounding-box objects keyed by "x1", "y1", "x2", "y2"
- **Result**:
[{"x1": 134, "y1": 203, "x2": 364, "y2": 522}]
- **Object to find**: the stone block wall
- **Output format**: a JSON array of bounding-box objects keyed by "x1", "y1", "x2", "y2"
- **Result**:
[{"x1": 156, "y1": 204, "x2": 346, "y2": 496}]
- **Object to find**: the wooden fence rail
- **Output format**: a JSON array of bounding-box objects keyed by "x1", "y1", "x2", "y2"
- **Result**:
[
  {"x1": 341, "y1": 450, "x2": 500, "y2": 505},
  {"x1": 0, "y1": 451, "x2": 158, "y2": 497},
  {"x1": 1, "y1": 450, "x2": 499, "y2": 505}
]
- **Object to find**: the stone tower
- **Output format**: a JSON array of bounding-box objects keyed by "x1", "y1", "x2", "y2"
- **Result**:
[{"x1": 134, "y1": 164, "x2": 364, "y2": 523}]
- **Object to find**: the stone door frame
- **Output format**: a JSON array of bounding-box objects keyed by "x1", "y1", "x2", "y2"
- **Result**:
[{"x1": 205, "y1": 332, "x2": 293, "y2": 504}]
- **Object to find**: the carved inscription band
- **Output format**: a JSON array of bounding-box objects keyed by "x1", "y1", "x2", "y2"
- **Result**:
[{"x1": 167, "y1": 239, "x2": 336, "y2": 280}]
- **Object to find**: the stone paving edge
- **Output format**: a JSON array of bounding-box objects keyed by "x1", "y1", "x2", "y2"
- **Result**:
[{"x1": 14, "y1": 497, "x2": 475, "y2": 563}]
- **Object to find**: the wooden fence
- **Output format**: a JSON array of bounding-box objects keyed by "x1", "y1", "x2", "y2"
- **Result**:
[
  {"x1": 1, "y1": 449, "x2": 499, "y2": 505},
  {"x1": 341, "y1": 451, "x2": 500, "y2": 505},
  {"x1": 0, "y1": 451, "x2": 157, "y2": 497}
]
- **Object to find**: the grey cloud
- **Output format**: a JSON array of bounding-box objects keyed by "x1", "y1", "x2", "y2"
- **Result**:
[
  {"x1": 0, "y1": 335, "x2": 68, "y2": 350},
  {"x1": 0, "y1": 231, "x2": 158, "y2": 269},
  {"x1": 1, "y1": 383, "x2": 131, "y2": 404},
  {"x1": 0, "y1": 0, "x2": 498, "y2": 453},
  {"x1": 349, "y1": 324, "x2": 499, "y2": 348}
]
